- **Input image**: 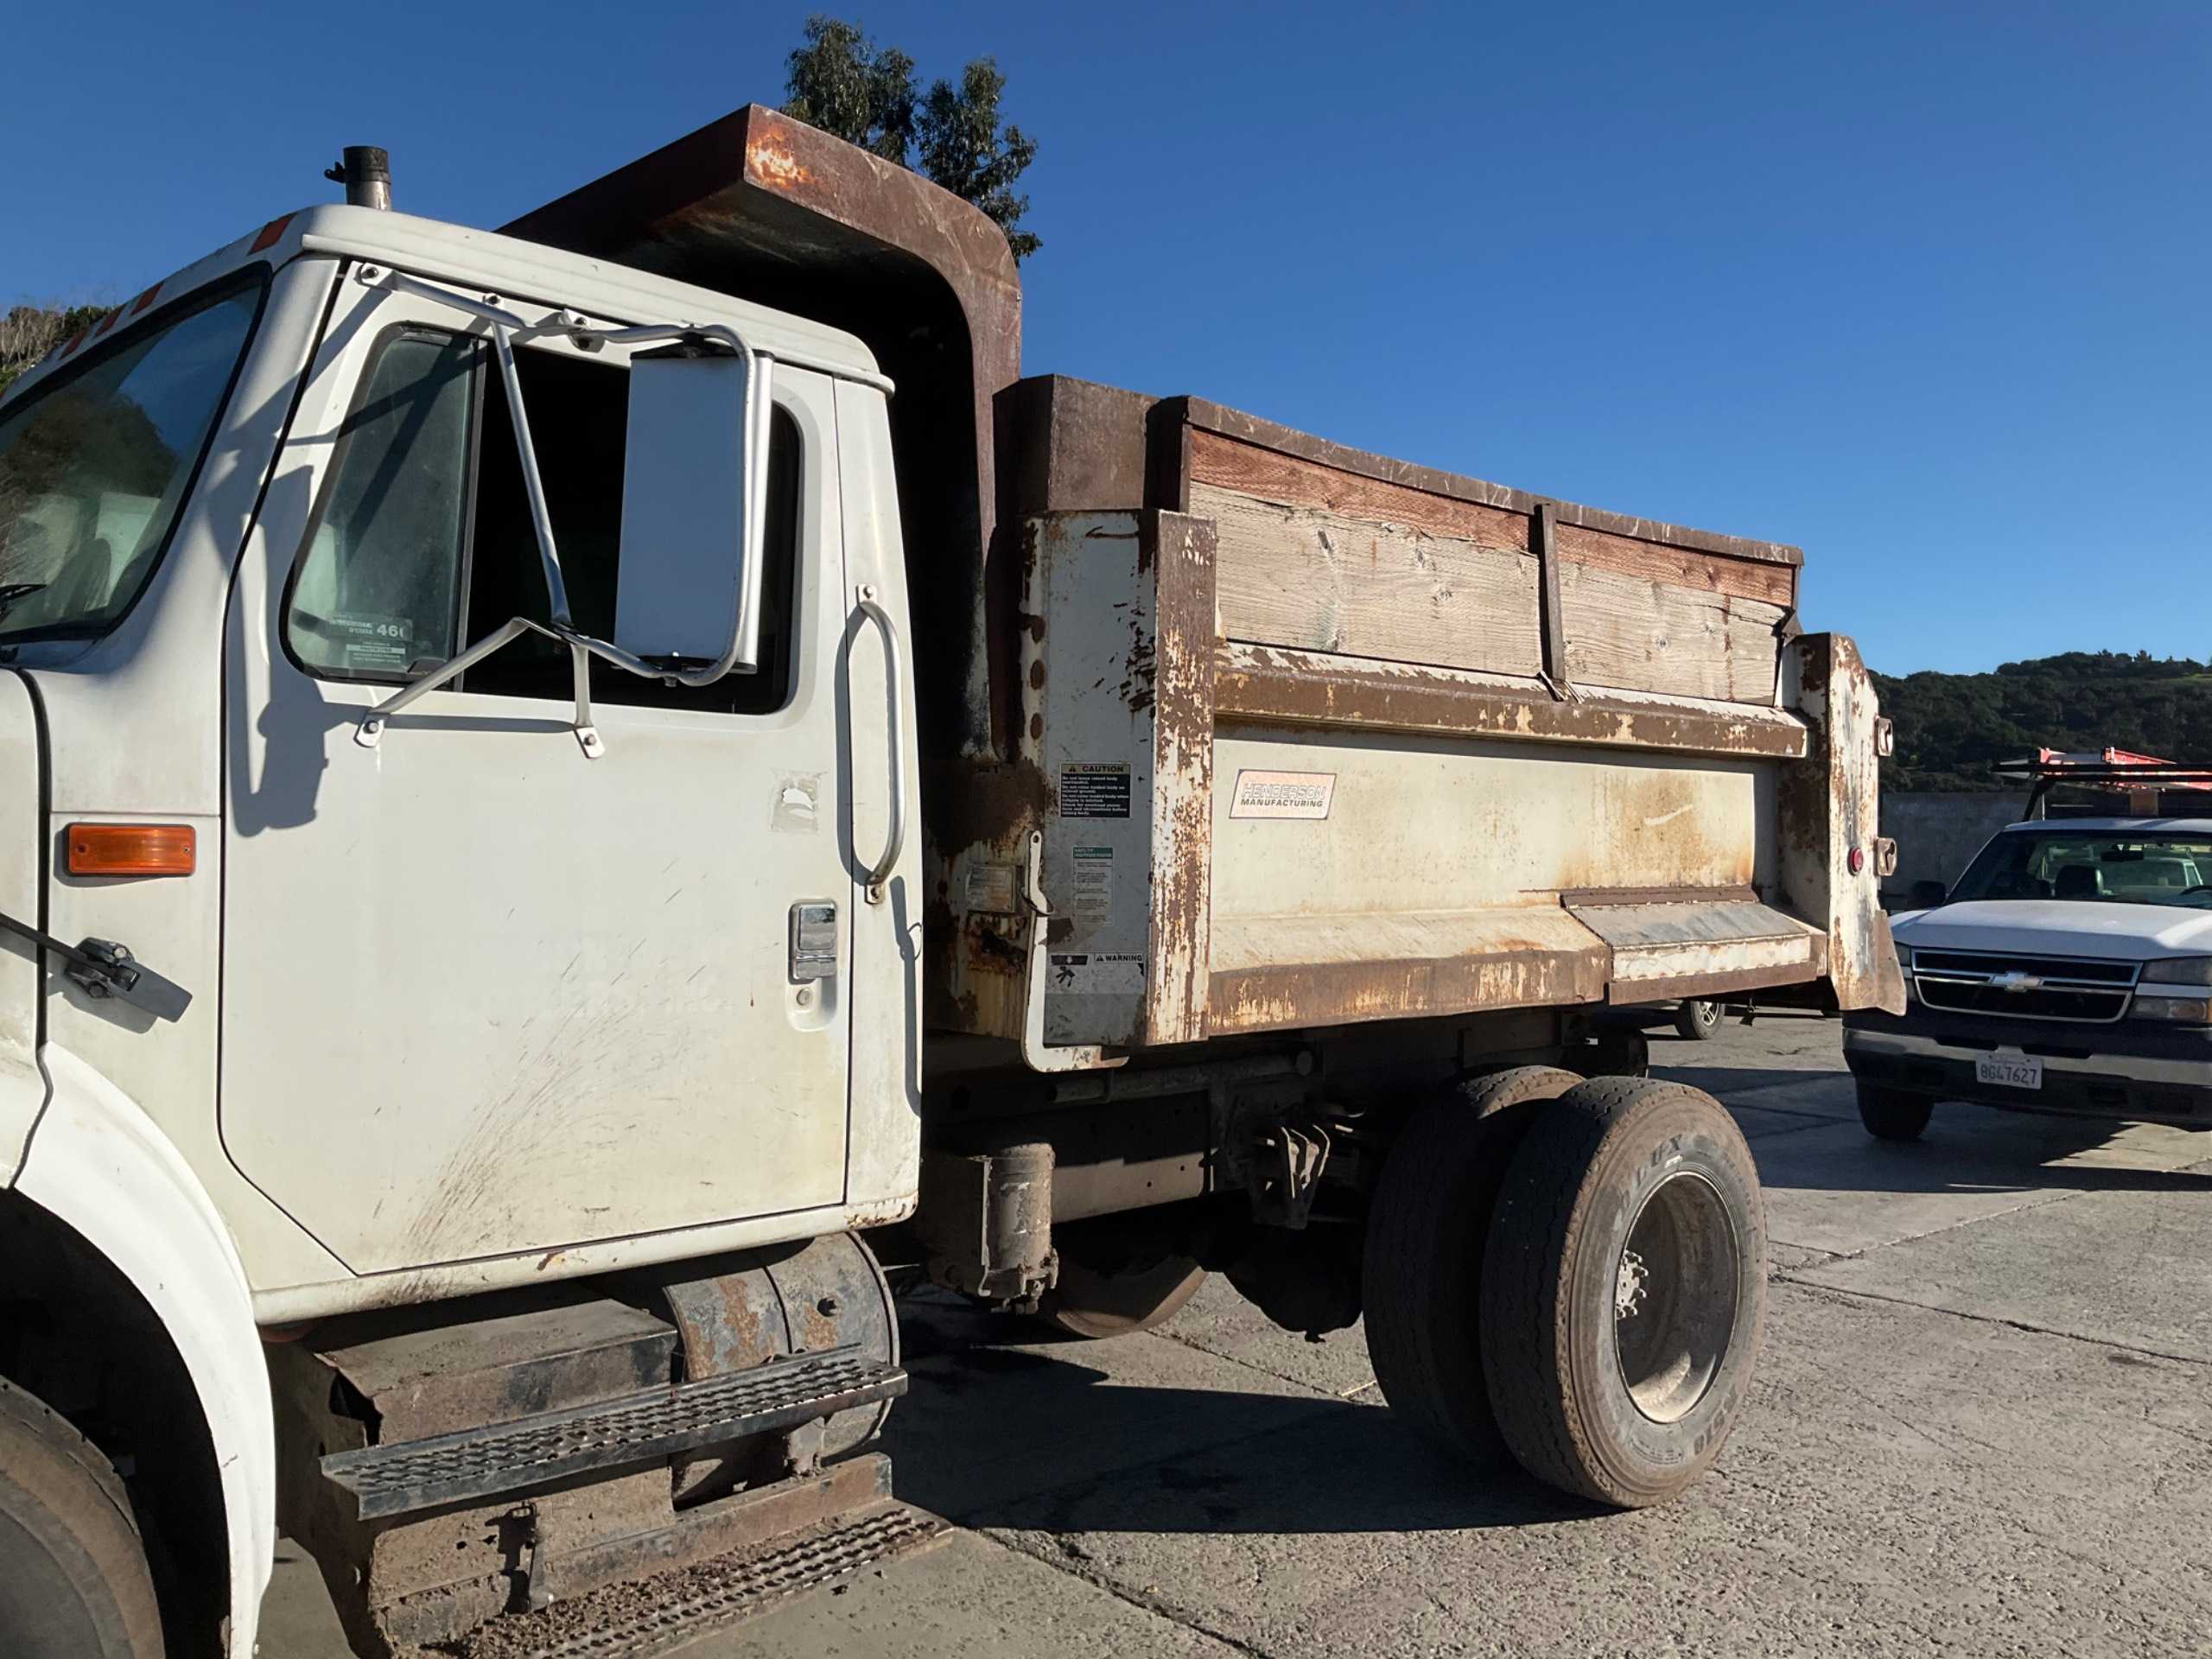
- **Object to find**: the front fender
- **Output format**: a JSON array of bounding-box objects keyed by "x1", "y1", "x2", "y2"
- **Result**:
[{"x1": 14, "y1": 1046, "x2": 274, "y2": 1659}]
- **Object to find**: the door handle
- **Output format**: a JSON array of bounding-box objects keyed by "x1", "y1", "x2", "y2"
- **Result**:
[{"x1": 854, "y1": 585, "x2": 906, "y2": 906}]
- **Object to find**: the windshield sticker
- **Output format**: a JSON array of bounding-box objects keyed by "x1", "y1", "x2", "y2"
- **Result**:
[{"x1": 329, "y1": 614, "x2": 415, "y2": 673}]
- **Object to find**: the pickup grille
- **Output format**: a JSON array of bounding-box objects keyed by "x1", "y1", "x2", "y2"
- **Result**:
[{"x1": 1911, "y1": 950, "x2": 2138, "y2": 1024}]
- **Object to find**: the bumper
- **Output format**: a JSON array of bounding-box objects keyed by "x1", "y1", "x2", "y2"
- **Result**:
[{"x1": 1843, "y1": 1015, "x2": 2212, "y2": 1127}]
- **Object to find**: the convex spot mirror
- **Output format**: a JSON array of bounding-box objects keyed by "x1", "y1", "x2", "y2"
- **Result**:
[{"x1": 614, "y1": 343, "x2": 774, "y2": 680}]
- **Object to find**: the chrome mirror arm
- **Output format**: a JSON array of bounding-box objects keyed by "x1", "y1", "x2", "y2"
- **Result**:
[
  {"x1": 356, "y1": 268, "x2": 774, "y2": 687},
  {"x1": 355, "y1": 616, "x2": 604, "y2": 759}
]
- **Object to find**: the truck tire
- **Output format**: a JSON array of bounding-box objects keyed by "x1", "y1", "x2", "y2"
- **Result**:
[
  {"x1": 1857, "y1": 1083, "x2": 1934, "y2": 1141},
  {"x1": 1042, "y1": 1246, "x2": 1205, "y2": 1339},
  {"x1": 1481, "y1": 1077, "x2": 1764, "y2": 1508},
  {"x1": 1674, "y1": 999, "x2": 1723, "y2": 1041},
  {"x1": 1363, "y1": 1066, "x2": 1581, "y2": 1463},
  {"x1": 0, "y1": 1378, "x2": 165, "y2": 1658}
]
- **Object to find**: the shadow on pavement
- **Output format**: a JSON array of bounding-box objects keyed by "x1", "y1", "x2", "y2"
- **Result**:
[
  {"x1": 1658, "y1": 1065, "x2": 1853, "y2": 1103},
  {"x1": 887, "y1": 1340, "x2": 1593, "y2": 1537}
]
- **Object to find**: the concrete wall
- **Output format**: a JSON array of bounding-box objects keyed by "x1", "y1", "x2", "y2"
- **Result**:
[{"x1": 1882, "y1": 791, "x2": 2026, "y2": 900}]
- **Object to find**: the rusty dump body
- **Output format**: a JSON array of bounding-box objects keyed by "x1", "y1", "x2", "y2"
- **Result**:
[{"x1": 512, "y1": 106, "x2": 1904, "y2": 1072}]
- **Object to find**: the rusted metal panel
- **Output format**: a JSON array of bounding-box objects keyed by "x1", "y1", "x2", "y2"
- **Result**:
[
  {"x1": 1557, "y1": 884, "x2": 1763, "y2": 907},
  {"x1": 1607, "y1": 959, "x2": 1827, "y2": 1006},
  {"x1": 923, "y1": 755, "x2": 1048, "y2": 1042},
  {"x1": 997, "y1": 375, "x2": 1155, "y2": 523},
  {"x1": 1205, "y1": 909, "x2": 1610, "y2": 1034},
  {"x1": 1015, "y1": 509, "x2": 1217, "y2": 1053},
  {"x1": 1566, "y1": 894, "x2": 1822, "y2": 1002},
  {"x1": 1214, "y1": 644, "x2": 1810, "y2": 760},
  {"x1": 1568, "y1": 898, "x2": 1817, "y2": 953},
  {"x1": 1779, "y1": 633, "x2": 1908, "y2": 1014},
  {"x1": 646, "y1": 1231, "x2": 898, "y2": 1483},
  {"x1": 1143, "y1": 512, "x2": 1217, "y2": 1047},
  {"x1": 1211, "y1": 728, "x2": 1771, "y2": 921},
  {"x1": 308, "y1": 1291, "x2": 677, "y2": 1444},
  {"x1": 504, "y1": 104, "x2": 1022, "y2": 763}
]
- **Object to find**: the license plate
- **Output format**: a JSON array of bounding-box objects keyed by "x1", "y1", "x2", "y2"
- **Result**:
[{"x1": 1975, "y1": 1053, "x2": 2044, "y2": 1090}]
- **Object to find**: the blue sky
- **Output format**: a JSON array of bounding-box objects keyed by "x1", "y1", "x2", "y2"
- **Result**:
[{"x1": 4, "y1": 2, "x2": 2204, "y2": 676}]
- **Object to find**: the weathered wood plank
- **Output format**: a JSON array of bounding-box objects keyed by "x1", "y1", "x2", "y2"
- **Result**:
[
  {"x1": 1190, "y1": 428, "x2": 1530, "y2": 553},
  {"x1": 1559, "y1": 563, "x2": 1786, "y2": 702},
  {"x1": 1193, "y1": 480, "x2": 1545, "y2": 677},
  {"x1": 1186, "y1": 428, "x2": 1796, "y2": 607},
  {"x1": 1177, "y1": 398, "x2": 1803, "y2": 567},
  {"x1": 1555, "y1": 519, "x2": 1795, "y2": 608}
]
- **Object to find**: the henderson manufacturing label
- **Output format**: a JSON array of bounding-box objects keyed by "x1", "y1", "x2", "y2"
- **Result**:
[
  {"x1": 1058, "y1": 762, "x2": 1132, "y2": 819},
  {"x1": 1229, "y1": 769, "x2": 1338, "y2": 820}
]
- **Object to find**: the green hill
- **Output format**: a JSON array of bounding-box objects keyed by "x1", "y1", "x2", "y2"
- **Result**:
[{"x1": 1873, "y1": 652, "x2": 2212, "y2": 791}]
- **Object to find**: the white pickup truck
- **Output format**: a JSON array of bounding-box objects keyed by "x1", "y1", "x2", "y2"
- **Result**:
[{"x1": 1846, "y1": 817, "x2": 2212, "y2": 1137}]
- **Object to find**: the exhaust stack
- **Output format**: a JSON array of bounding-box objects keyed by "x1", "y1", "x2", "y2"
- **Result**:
[{"x1": 326, "y1": 146, "x2": 393, "y2": 211}]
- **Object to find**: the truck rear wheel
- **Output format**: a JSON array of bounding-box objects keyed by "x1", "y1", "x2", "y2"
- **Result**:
[
  {"x1": 1363, "y1": 1066, "x2": 1581, "y2": 1462},
  {"x1": 0, "y1": 1378, "x2": 165, "y2": 1658},
  {"x1": 1856, "y1": 1083, "x2": 1934, "y2": 1141},
  {"x1": 1481, "y1": 1077, "x2": 1764, "y2": 1508}
]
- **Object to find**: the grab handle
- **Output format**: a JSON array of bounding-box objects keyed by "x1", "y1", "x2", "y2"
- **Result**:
[{"x1": 855, "y1": 586, "x2": 906, "y2": 905}]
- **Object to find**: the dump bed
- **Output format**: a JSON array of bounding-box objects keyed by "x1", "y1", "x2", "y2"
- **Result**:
[
  {"x1": 931, "y1": 381, "x2": 1903, "y2": 1060},
  {"x1": 501, "y1": 105, "x2": 1904, "y2": 1064}
]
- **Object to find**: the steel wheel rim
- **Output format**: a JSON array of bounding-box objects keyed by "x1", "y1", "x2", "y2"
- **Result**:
[{"x1": 1611, "y1": 1170, "x2": 1738, "y2": 1424}]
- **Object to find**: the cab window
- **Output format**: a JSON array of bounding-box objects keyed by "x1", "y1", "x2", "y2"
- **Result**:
[{"x1": 285, "y1": 327, "x2": 799, "y2": 714}]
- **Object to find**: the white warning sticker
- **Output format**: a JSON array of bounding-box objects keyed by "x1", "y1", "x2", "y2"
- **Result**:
[
  {"x1": 1230, "y1": 769, "x2": 1337, "y2": 820},
  {"x1": 1071, "y1": 845, "x2": 1115, "y2": 917},
  {"x1": 1047, "y1": 953, "x2": 1146, "y2": 995}
]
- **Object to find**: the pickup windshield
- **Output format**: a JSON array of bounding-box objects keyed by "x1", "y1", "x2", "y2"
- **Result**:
[
  {"x1": 1951, "y1": 830, "x2": 2212, "y2": 909},
  {"x1": 0, "y1": 283, "x2": 261, "y2": 644}
]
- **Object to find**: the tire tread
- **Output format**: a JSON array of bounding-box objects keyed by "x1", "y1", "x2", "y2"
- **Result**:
[{"x1": 1363, "y1": 1067, "x2": 1579, "y2": 1460}]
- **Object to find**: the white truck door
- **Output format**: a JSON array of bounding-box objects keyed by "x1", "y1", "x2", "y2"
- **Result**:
[{"x1": 220, "y1": 280, "x2": 855, "y2": 1274}]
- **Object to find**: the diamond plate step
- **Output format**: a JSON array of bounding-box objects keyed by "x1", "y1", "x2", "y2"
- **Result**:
[
  {"x1": 455, "y1": 1502, "x2": 950, "y2": 1659},
  {"x1": 321, "y1": 1345, "x2": 906, "y2": 1520}
]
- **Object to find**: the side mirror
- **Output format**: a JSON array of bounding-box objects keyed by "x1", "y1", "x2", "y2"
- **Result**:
[
  {"x1": 614, "y1": 344, "x2": 774, "y2": 678},
  {"x1": 1910, "y1": 880, "x2": 1948, "y2": 909}
]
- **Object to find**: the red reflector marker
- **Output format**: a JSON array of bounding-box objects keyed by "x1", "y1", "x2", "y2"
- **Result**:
[{"x1": 249, "y1": 213, "x2": 296, "y2": 254}]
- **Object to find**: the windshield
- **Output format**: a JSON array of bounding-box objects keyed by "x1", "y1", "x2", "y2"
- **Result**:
[
  {"x1": 1950, "y1": 830, "x2": 2212, "y2": 910},
  {"x1": 0, "y1": 283, "x2": 262, "y2": 644}
]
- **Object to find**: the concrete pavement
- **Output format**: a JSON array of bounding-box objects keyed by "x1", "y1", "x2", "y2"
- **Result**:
[{"x1": 262, "y1": 1014, "x2": 2212, "y2": 1656}]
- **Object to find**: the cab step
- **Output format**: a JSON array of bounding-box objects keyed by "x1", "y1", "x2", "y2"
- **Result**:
[
  {"x1": 321, "y1": 1345, "x2": 906, "y2": 1520},
  {"x1": 451, "y1": 1500, "x2": 950, "y2": 1659}
]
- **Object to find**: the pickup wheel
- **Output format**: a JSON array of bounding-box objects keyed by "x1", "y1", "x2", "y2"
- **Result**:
[
  {"x1": 1363, "y1": 1066, "x2": 1581, "y2": 1463},
  {"x1": 1041, "y1": 1234, "x2": 1205, "y2": 1339},
  {"x1": 1674, "y1": 999, "x2": 1723, "y2": 1041},
  {"x1": 1857, "y1": 1083, "x2": 1934, "y2": 1141},
  {"x1": 0, "y1": 1377, "x2": 166, "y2": 1658},
  {"x1": 1481, "y1": 1077, "x2": 1765, "y2": 1509}
]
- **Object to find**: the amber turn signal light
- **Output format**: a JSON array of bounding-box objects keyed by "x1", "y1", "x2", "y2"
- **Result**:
[{"x1": 66, "y1": 823, "x2": 195, "y2": 878}]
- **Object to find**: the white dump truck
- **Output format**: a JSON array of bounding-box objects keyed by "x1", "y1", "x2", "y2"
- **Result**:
[{"x1": 0, "y1": 111, "x2": 1902, "y2": 1657}]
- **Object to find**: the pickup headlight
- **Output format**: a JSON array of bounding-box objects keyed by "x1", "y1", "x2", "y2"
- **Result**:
[
  {"x1": 1895, "y1": 941, "x2": 1915, "y2": 1002},
  {"x1": 2135, "y1": 959, "x2": 2212, "y2": 1022},
  {"x1": 2141, "y1": 957, "x2": 2212, "y2": 986}
]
